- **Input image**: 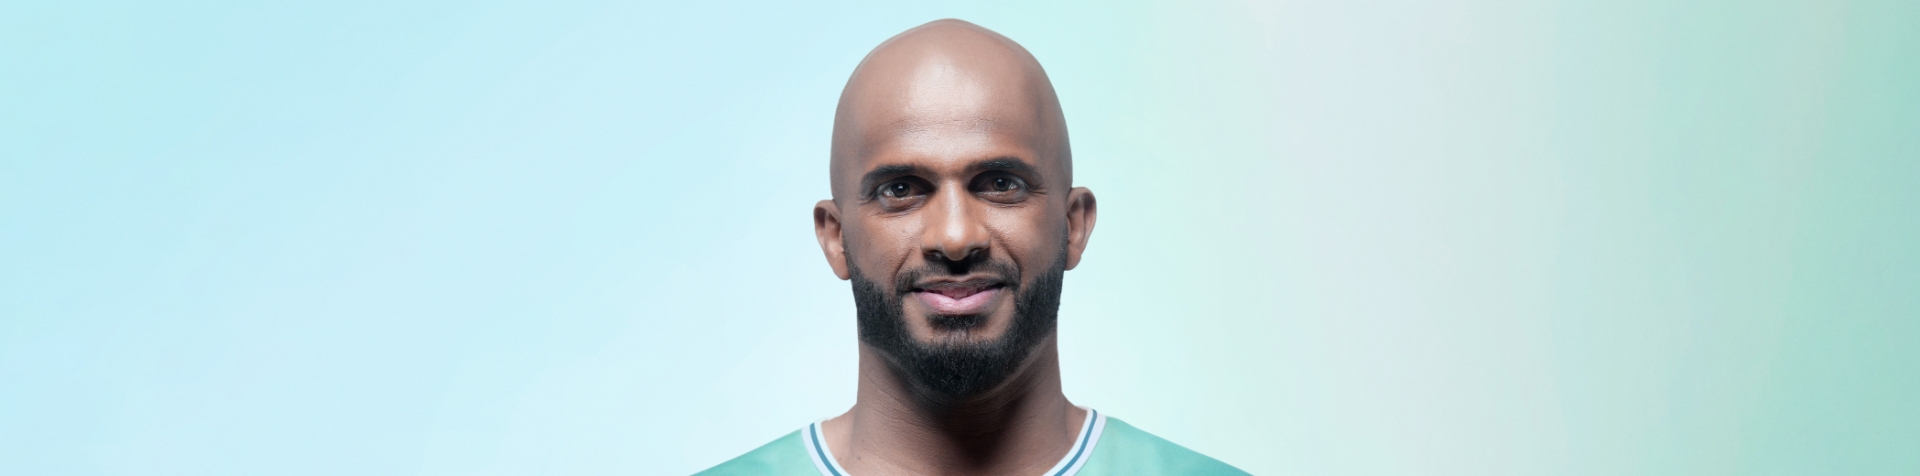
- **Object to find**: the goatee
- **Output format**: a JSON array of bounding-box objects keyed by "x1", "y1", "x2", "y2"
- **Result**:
[{"x1": 850, "y1": 254, "x2": 1065, "y2": 405}]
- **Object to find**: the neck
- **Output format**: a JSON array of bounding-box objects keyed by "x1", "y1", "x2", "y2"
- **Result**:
[{"x1": 823, "y1": 335, "x2": 1085, "y2": 476}]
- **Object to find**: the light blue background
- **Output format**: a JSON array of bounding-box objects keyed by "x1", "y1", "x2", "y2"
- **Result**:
[{"x1": 4, "y1": 1, "x2": 1917, "y2": 474}]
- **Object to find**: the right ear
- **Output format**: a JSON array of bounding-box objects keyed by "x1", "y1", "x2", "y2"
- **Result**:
[{"x1": 814, "y1": 199, "x2": 851, "y2": 280}]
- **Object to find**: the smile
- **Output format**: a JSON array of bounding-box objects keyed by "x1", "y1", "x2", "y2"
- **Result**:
[{"x1": 912, "y1": 280, "x2": 1006, "y2": 315}]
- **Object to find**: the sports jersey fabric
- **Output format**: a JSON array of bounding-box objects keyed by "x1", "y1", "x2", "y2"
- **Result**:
[{"x1": 695, "y1": 409, "x2": 1247, "y2": 476}]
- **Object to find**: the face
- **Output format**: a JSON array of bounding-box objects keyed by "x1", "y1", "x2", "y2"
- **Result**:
[
  {"x1": 828, "y1": 125, "x2": 1080, "y2": 401},
  {"x1": 813, "y1": 55, "x2": 1097, "y2": 400},
  {"x1": 845, "y1": 122, "x2": 1064, "y2": 346}
]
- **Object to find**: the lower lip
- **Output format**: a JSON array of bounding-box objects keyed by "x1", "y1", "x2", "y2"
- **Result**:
[{"x1": 915, "y1": 288, "x2": 1003, "y2": 315}]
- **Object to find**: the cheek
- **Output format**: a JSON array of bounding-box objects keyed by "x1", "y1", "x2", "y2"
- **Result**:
[
  {"x1": 985, "y1": 205, "x2": 1068, "y2": 267},
  {"x1": 845, "y1": 215, "x2": 925, "y2": 273}
]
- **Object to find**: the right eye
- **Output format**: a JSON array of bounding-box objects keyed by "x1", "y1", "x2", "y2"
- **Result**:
[
  {"x1": 880, "y1": 181, "x2": 917, "y2": 198},
  {"x1": 873, "y1": 178, "x2": 930, "y2": 210}
]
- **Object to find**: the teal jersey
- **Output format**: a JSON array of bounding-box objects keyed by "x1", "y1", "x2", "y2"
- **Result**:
[{"x1": 695, "y1": 409, "x2": 1247, "y2": 476}]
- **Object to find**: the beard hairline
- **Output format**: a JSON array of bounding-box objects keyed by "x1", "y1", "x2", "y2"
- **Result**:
[{"x1": 848, "y1": 253, "x2": 1065, "y2": 403}]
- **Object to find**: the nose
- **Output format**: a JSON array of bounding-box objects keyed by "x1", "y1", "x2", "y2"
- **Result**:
[{"x1": 921, "y1": 185, "x2": 989, "y2": 263}]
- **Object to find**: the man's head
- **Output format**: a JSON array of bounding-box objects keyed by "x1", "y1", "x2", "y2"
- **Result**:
[{"x1": 812, "y1": 19, "x2": 1097, "y2": 404}]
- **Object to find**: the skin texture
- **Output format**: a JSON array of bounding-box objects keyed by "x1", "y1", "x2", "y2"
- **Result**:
[{"x1": 811, "y1": 19, "x2": 1098, "y2": 476}]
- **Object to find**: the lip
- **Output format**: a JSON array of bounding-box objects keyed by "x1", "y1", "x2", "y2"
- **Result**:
[{"x1": 911, "y1": 278, "x2": 1007, "y2": 315}]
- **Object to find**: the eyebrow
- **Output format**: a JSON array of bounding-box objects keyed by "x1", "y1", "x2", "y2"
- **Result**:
[{"x1": 969, "y1": 157, "x2": 1039, "y2": 177}]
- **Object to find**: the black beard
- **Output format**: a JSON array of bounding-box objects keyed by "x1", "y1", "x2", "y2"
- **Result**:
[{"x1": 850, "y1": 253, "x2": 1065, "y2": 405}]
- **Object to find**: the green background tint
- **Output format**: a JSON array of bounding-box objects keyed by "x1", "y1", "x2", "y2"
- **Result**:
[{"x1": 3, "y1": 1, "x2": 1916, "y2": 474}]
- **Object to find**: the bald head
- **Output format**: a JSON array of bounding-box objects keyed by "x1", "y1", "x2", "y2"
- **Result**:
[
  {"x1": 812, "y1": 20, "x2": 1097, "y2": 411},
  {"x1": 811, "y1": 21, "x2": 1098, "y2": 393},
  {"x1": 829, "y1": 19, "x2": 1071, "y2": 201}
]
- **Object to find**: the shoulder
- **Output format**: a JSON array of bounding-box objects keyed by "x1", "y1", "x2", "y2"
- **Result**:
[
  {"x1": 693, "y1": 429, "x2": 819, "y2": 476},
  {"x1": 1079, "y1": 416, "x2": 1250, "y2": 476}
]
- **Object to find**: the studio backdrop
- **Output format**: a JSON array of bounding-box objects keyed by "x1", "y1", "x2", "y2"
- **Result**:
[{"x1": 3, "y1": 1, "x2": 1916, "y2": 474}]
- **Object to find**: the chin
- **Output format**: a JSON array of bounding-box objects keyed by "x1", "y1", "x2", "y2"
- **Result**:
[{"x1": 916, "y1": 311, "x2": 1015, "y2": 343}]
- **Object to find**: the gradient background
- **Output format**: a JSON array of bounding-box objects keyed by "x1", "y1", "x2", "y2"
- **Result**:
[{"x1": 4, "y1": 1, "x2": 1917, "y2": 474}]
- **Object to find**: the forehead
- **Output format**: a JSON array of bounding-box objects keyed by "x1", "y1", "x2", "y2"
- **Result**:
[
  {"x1": 837, "y1": 56, "x2": 1056, "y2": 180},
  {"x1": 858, "y1": 119, "x2": 1044, "y2": 171}
]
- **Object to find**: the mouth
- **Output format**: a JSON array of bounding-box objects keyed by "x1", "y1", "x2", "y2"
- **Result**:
[{"x1": 911, "y1": 279, "x2": 1007, "y2": 316}]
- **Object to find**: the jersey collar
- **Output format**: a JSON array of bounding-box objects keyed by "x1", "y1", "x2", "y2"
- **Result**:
[{"x1": 802, "y1": 407, "x2": 1107, "y2": 476}]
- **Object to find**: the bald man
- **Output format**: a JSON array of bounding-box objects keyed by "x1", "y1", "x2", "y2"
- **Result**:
[{"x1": 696, "y1": 20, "x2": 1246, "y2": 476}]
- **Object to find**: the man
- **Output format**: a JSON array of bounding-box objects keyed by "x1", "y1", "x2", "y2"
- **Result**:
[{"x1": 699, "y1": 19, "x2": 1246, "y2": 476}]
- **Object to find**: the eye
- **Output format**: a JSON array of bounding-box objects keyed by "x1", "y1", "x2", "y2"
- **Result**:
[
  {"x1": 971, "y1": 173, "x2": 1030, "y2": 202},
  {"x1": 872, "y1": 178, "x2": 930, "y2": 209},
  {"x1": 881, "y1": 181, "x2": 915, "y2": 198},
  {"x1": 989, "y1": 177, "x2": 1018, "y2": 192}
]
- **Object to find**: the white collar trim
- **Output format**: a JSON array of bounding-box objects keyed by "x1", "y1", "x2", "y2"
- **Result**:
[{"x1": 803, "y1": 407, "x2": 1107, "y2": 476}]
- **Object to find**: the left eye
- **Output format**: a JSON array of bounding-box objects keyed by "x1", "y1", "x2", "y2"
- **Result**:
[
  {"x1": 983, "y1": 175, "x2": 1029, "y2": 192},
  {"x1": 972, "y1": 174, "x2": 1029, "y2": 202},
  {"x1": 987, "y1": 177, "x2": 1020, "y2": 192}
]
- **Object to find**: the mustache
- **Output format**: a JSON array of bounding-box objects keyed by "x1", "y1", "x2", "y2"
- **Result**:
[{"x1": 888, "y1": 257, "x2": 1022, "y2": 295}]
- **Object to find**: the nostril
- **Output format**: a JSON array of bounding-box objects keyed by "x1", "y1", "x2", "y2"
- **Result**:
[{"x1": 927, "y1": 248, "x2": 985, "y2": 263}]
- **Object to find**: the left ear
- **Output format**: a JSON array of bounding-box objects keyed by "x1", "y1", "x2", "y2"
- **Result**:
[{"x1": 1064, "y1": 187, "x2": 1097, "y2": 270}]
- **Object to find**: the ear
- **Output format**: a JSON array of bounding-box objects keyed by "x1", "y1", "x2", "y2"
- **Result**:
[
  {"x1": 814, "y1": 199, "x2": 851, "y2": 280},
  {"x1": 1064, "y1": 187, "x2": 1097, "y2": 270}
]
